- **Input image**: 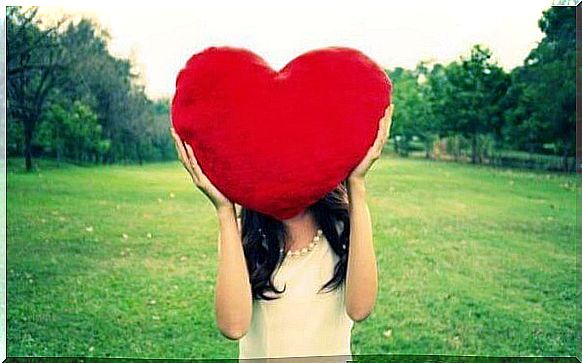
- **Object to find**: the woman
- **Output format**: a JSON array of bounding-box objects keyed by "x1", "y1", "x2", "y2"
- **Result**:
[{"x1": 170, "y1": 104, "x2": 393, "y2": 360}]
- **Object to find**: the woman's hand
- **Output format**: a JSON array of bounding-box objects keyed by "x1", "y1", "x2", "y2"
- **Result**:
[
  {"x1": 170, "y1": 127, "x2": 233, "y2": 211},
  {"x1": 171, "y1": 127, "x2": 251, "y2": 340},
  {"x1": 348, "y1": 104, "x2": 394, "y2": 183},
  {"x1": 343, "y1": 104, "x2": 393, "y2": 322}
]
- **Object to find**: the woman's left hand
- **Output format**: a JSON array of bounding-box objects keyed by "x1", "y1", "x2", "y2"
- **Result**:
[{"x1": 348, "y1": 104, "x2": 394, "y2": 182}]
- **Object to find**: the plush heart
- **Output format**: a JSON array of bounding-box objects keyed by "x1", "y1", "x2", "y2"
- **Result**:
[{"x1": 171, "y1": 46, "x2": 391, "y2": 220}]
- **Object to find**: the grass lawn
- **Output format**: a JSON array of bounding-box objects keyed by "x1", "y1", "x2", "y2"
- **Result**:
[{"x1": 6, "y1": 157, "x2": 576, "y2": 359}]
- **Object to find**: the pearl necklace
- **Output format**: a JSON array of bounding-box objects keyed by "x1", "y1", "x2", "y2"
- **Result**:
[{"x1": 282, "y1": 228, "x2": 323, "y2": 258}]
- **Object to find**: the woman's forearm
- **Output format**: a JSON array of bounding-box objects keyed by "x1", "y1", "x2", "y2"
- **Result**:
[
  {"x1": 214, "y1": 204, "x2": 252, "y2": 340},
  {"x1": 344, "y1": 177, "x2": 378, "y2": 322}
]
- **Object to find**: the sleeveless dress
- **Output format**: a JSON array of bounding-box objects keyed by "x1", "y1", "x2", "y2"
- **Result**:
[{"x1": 238, "y1": 226, "x2": 354, "y2": 361}]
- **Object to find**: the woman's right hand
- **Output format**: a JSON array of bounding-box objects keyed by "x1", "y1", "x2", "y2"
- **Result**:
[{"x1": 170, "y1": 127, "x2": 233, "y2": 211}]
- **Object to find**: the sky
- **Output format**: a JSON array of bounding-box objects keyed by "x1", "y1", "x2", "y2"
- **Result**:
[{"x1": 31, "y1": 0, "x2": 552, "y2": 100}]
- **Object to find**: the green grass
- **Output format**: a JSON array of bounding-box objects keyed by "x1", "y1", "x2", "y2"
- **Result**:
[{"x1": 7, "y1": 157, "x2": 576, "y2": 358}]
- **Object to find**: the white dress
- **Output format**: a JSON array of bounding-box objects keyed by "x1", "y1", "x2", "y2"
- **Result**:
[{"x1": 238, "y1": 229, "x2": 354, "y2": 362}]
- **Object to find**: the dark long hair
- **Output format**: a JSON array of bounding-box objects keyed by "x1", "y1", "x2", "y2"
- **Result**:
[{"x1": 240, "y1": 180, "x2": 350, "y2": 300}]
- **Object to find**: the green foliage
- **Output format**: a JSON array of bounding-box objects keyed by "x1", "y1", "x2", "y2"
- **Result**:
[
  {"x1": 435, "y1": 45, "x2": 510, "y2": 163},
  {"x1": 450, "y1": 46, "x2": 508, "y2": 137},
  {"x1": 7, "y1": 7, "x2": 173, "y2": 170},
  {"x1": 36, "y1": 100, "x2": 107, "y2": 163},
  {"x1": 504, "y1": 7, "x2": 575, "y2": 171},
  {"x1": 7, "y1": 116, "x2": 24, "y2": 156},
  {"x1": 7, "y1": 6, "x2": 574, "y2": 172},
  {"x1": 7, "y1": 6, "x2": 67, "y2": 170},
  {"x1": 388, "y1": 64, "x2": 435, "y2": 157},
  {"x1": 387, "y1": 6, "x2": 573, "y2": 171},
  {"x1": 389, "y1": 47, "x2": 510, "y2": 163}
]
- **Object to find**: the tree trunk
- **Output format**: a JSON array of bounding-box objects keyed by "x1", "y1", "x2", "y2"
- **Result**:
[
  {"x1": 471, "y1": 134, "x2": 478, "y2": 164},
  {"x1": 401, "y1": 136, "x2": 409, "y2": 157},
  {"x1": 393, "y1": 137, "x2": 400, "y2": 155},
  {"x1": 424, "y1": 137, "x2": 431, "y2": 159},
  {"x1": 24, "y1": 121, "x2": 34, "y2": 171},
  {"x1": 562, "y1": 146, "x2": 570, "y2": 172}
]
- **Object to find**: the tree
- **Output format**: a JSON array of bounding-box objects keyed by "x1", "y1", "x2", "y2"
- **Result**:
[
  {"x1": 436, "y1": 45, "x2": 510, "y2": 163},
  {"x1": 388, "y1": 63, "x2": 436, "y2": 157},
  {"x1": 7, "y1": 6, "x2": 69, "y2": 171},
  {"x1": 388, "y1": 67, "x2": 415, "y2": 156},
  {"x1": 7, "y1": 8, "x2": 172, "y2": 167},
  {"x1": 504, "y1": 6, "x2": 575, "y2": 171},
  {"x1": 36, "y1": 100, "x2": 106, "y2": 164},
  {"x1": 57, "y1": 18, "x2": 135, "y2": 164}
]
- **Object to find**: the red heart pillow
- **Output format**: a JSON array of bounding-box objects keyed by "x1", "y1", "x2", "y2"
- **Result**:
[{"x1": 172, "y1": 46, "x2": 391, "y2": 220}]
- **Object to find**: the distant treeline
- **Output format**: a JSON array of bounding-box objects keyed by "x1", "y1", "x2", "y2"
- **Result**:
[
  {"x1": 387, "y1": 6, "x2": 574, "y2": 171},
  {"x1": 7, "y1": 7, "x2": 174, "y2": 170},
  {"x1": 6, "y1": 6, "x2": 575, "y2": 172}
]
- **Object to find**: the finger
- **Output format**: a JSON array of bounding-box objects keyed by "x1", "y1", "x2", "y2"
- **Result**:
[
  {"x1": 171, "y1": 130, "x2": 196, "y2": 177},
  {"x1": 170, "y1": 128, "x2": 186, "y2": 157},
  {"x1": 372, "y1": 118, "x2": 389, "y2": 157},
  {"x1": 175, "y1": 138, "x2": 192, "y2": 171},
  {"x1": 381, "y1": 119, "x2": 390, "y2": 144},
  {"x1": 370, "y1": 130, "x2": 385, "y2": 155},
  {"x1": 170, "y1": 128, "x2": 180, "y2": 149},
  {"x1": 381, "y1": 106, "x2": 393, "y2": 142},
  {"x1": 385, "y1": 104, "x2": 394, "y2": 118},
  {"x1": 170, "y1": 127, "x2": 180, "y2": 142},
  {"x1": 385, "y1": 105, "x2": 394, "y2": 125},
  {"x1": 184, "y1": 142, "x2": 206, "y2": 181},
  {"x1": 172, "y1": 141, "x2": 184, "y2": 164},
  {"x1": 381, "y1": 114, "x2": 390, "y2": 136},
  {"x1": 385, "y1": 123, "x2": 393, "y2": 142},
  {"x1": 182, "y1": 143, "x2": 200, "y2": 185},
  {"x1": 171, "y1": 134, "x2": 187, "y2": 165},
  {"x1": 374, "y1": 113, "x2": 387, "y2": 141},
  {"x1": 170, "y1": 129, "x2": 189, "y2": 163},
  {"x1": 370, "y1": 148, "x2": 382, "y2": 163},
  {"x1": 372, "y1": 145, "x2": 383, "y2": 160},
  {"x1": 375, "y1": 115, "x2": 388, "y2": 146},
  {"x1": 369, "y1": 137, "x2": 384, "y2": 160}
]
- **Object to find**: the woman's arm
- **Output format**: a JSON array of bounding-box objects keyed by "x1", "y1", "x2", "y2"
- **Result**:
[
  {"x1": 214, "y1": 203, "x2": 253, "y2": 340},
  {"x1": 344, "y1": 105, "x2": 394, "y2": 322},
  {"x1": 344, "y1": 177, "x2": 377, "y2": 322},
  {"x1": 170, "y1": 128, "x2": 252, "y2": 340}
]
